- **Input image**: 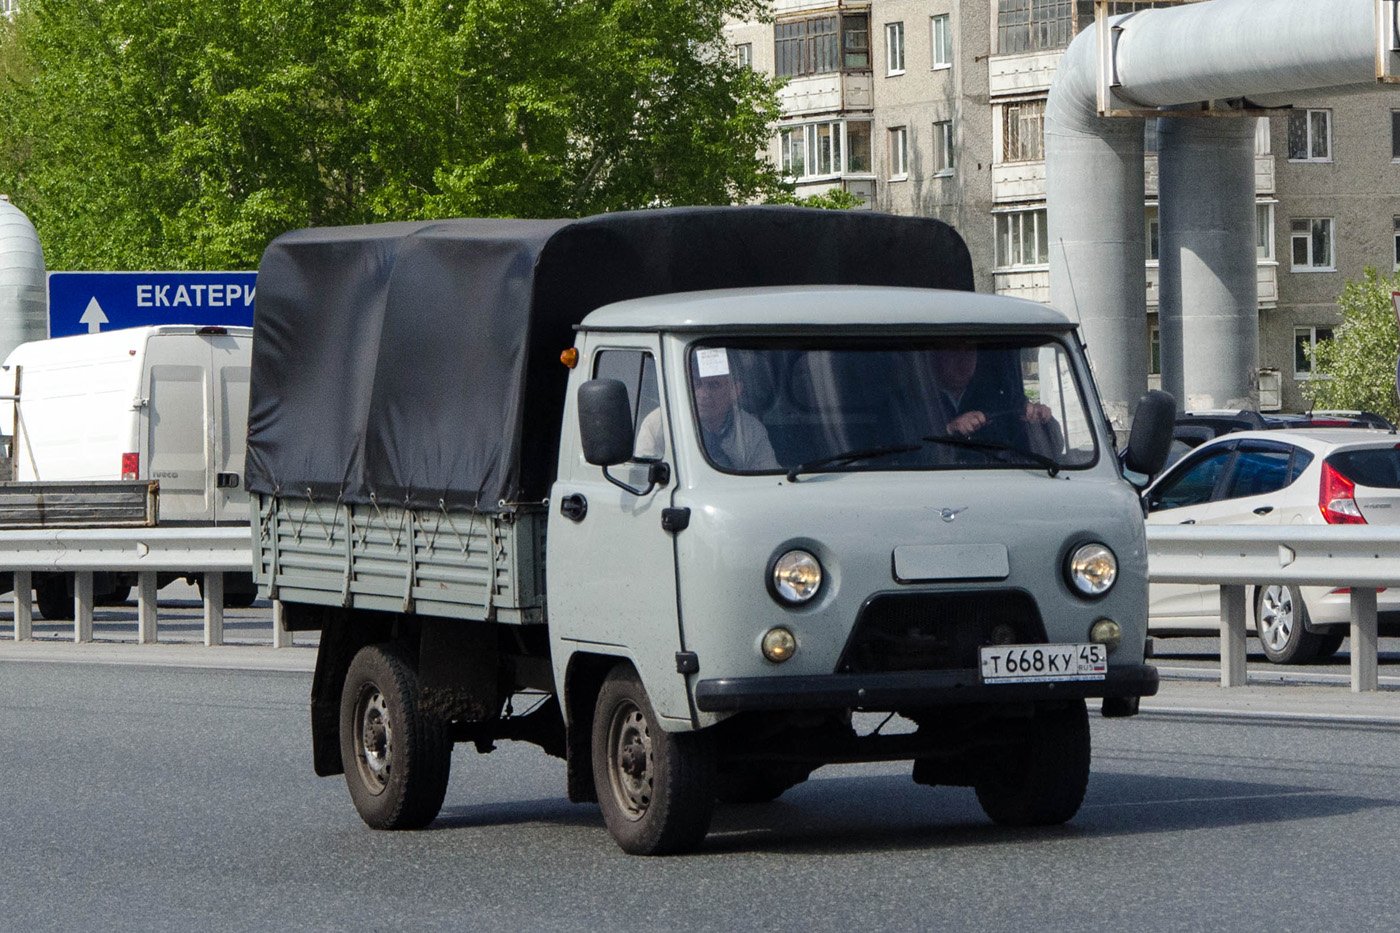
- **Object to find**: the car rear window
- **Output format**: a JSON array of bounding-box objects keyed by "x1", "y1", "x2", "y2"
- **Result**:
[{"x1": 1328, "y1": 448, "x2": 1400, "y2": 488}]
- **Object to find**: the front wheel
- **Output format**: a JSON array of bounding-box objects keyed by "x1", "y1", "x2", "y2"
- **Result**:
[
  {"x1": 1255, "y1": 584, "x2": 1327, "y2": 664},
  {"x1": 339, "y1": 644, "x2": 452, "y2": 830},
  {"x1": 974, "y1": 700, "x2": 1090, "y2": 827},
  {"x1": 591, "y1": 666, "x2": 716, "y2": 855}
]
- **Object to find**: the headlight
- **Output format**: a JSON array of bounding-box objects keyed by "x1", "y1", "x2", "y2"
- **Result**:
[
  {"x1": 1068, "y1": 543, "x2": 1117, "y2": 597},
  {"x1": 772, "y1": 549, "x2": 823, "y2": 604}
]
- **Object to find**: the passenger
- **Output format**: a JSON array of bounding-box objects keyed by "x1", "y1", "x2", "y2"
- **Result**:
[{"x1": 635, "y1": 364, "x2": 777, "y2": 470}]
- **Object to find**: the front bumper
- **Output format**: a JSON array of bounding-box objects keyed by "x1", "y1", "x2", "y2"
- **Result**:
[{"x1": 694, "y1": 663, "x2": 1158, "y2": 713}]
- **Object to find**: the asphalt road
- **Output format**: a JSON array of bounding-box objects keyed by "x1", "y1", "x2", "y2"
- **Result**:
[{"x1": 4, "y1": 660, "x2": 1398, "y2": 932}]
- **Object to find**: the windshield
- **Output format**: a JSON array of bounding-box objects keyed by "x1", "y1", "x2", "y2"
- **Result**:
[{"x1": 685, "y1": 336, "x2": 1099, "y2": 476}]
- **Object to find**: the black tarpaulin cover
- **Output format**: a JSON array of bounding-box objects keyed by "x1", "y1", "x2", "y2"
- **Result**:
[{"x1": 246, "y1": 206, "x2": 973, "y2": 512}]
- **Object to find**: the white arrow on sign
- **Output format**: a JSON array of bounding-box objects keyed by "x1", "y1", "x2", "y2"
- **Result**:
[{"x1": 79, "y1": 296, "x2": 109, "y2": 334}]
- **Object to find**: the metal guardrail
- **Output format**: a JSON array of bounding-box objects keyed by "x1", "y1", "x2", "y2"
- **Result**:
[
  {"x1": 0, "y1": 526, "x2": 289, "y2": 648},
  {"x1": 1148, "y1": 524, "x2": 1400, "y2": 692}
]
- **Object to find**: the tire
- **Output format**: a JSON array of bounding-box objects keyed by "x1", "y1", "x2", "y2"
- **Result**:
[
  {"x1": 1312, "y1": 631, "x2": 1345, "y2": 662},
  {"x1": 36, "y1": 576, "x2": 71, "y2": 621},
  {"x1": 974, "y1": 700, "x2": 1090, "y2": 827},
  {"x1": 591, "y1": 665, "x2": 716, "y2": 855},
  {"x1": 1255, "y1": 584, "x2": 1327, "y2": 664},
  {"x1": 339, "y1": 644, "x2": 452, "y2": 830},
  {"x1": 715, "y1": 764, "x2": 811, "y2": 805}
]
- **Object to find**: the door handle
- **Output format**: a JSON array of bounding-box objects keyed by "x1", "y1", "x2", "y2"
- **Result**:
[
  {"x1": 560, "y1": 493, "x2": 587, "y2": 523},
  {"x1": 1178, "y1": 519, "x2": 1196, "y2": 525},
  {"x1": 1252, "y1": 505, "x2": 1274, "y2": 515},
  {"x1": 216, "y1": 472, "x2": 240, "y2": 489}
]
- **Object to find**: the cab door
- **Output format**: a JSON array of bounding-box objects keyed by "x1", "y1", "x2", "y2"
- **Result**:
[{"x1": 546, "y1": 338, "x2": 692, "y2": 726}]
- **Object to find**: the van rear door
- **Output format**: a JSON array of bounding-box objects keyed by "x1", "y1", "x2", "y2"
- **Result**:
[
  {"x1": 142, "y1": 334, "x2": 212, "y2": 522},
  {"x1": 211, "y1": 333, "x2": 252, "y2": 524}
]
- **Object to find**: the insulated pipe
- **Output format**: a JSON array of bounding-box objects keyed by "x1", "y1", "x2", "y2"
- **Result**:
[
  {"x1": 1110, "y1": 0, "x2": 1377, "y2": 108},
  {"x1": 1048, "y1": 0, "x2": 1387, "y2": 423},
  {"x1": 1156, "y1": 117, "x2": 1259, "y2": 411},
  {"x1": 1046, "y1": 31, "x2": 1146, "y2": 429}
]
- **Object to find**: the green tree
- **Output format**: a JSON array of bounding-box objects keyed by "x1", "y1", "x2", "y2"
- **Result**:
[
  {"x1": 1303, "y1": 268, "x2": 1400, "y2": 423},
  {"x1": 0, "y1": 0, "x2": 788, "y2": 270}
]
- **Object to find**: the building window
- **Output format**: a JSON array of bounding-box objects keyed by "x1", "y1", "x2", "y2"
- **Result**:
[
  {"x1": 1145, "y1": 204, "x2": 1160, "y2": 262},
  {"x1": 997, "y1": 0, "x2": 1073, "y2": 55},
  {"x1": 1294, "y1": 326, "x2": 1333, "y2": 378},
  {"x1": 885, "y1": 22, "x2": 905, "y2": 75},
  {"x1": 1393, "y1": 111, "x2": 1400, "y2": 161},
  {"x1": 1257, "y1": 203, "x2": 1275, "y2": 261},
  {"x1": 1394, "y1": 217, "x2": 1399, "y2": 270},
  {"x1": 846, "y1": 121, "x2": 873, "y2": 173},
  {"x1": 1149, "y1": 325, "x2": 1160, "y2": 376},
  {"x1": 734, "y1": 43, "x2": 752, "y2": 69},
  {"x1": 888, "y1": 126, "x2": 909, "y2": 179},
  {"x1": 1290, "y1": 218, "x2": 1335, "y2": 271},
  {"x1": 995, "y1": 209, "x2": 1049, "y2": 268},
  {"x1": 1254, "y1": 117, "x2": 1272, "y2": 156},
  {"x1": 931, "y1": 14, "x2": 953, "y2": 68},
  {"x1": 1002, "y1": 100, "x2": 1046, "y2": 163},
  {"x1": 1287, "y1": 109, "x2": 1332, "y2": 162},
  {"x1": 932, "y1": 121, "x2": 954, "y2": 175},
  {"x1": 843, "y1": 14, "x2": 870, "y2": 69},
  {"x1": 779, "y1": 120, "x2": 869, "y2": 180},
  {"x1": 775, "y1": 16, "x2": 838, "y2": 78}
]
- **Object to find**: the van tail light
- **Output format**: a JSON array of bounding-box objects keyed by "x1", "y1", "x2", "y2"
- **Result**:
[
  {"x1": 1319, "y1": 461, "x2": 1366, "y2": 524},
  {"x1": 121, "y1": 453, "x2": 140, "y2": 481}
]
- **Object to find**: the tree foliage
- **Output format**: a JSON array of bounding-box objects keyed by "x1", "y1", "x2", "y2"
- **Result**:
[
  {"x1": 0, "y1": 0, "x2": 789, "y2": 269},
  {"x1": 1303, "y1": 268, "x2": 1400, "y2": 423}
]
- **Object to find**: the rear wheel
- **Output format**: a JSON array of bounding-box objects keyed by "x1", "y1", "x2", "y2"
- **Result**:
[
  {"x1": 339, "y1": 644, "x2": 451, "y2": 830},
  {"x1": 592, "y1": 666, "x2": 715, "y2": 855},
  {"x1": 1255, "y1": 584, "x2": 1328, "y2": 664},
  {"x1": 974, "y1": 701, "x2": 1090, "y2": 827}
]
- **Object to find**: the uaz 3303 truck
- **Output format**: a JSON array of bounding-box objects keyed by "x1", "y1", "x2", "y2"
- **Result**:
[{"x1": 249, "y1": 207, "x2": 1173, "y2": 855}]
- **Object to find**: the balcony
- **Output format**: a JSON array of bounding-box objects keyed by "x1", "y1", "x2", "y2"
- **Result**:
[
  {"x1": 989, "y1": 51, "x2": 1064, "y2": 98},
  {"x1": 992, "y1": 161, "x2": 1046, "y2": 203},
  {"x1": 777, "y1": 72, "x2": 872, "y2": 117},
  {"x1": 1145, "y1": 154, "x2": 1274, "y2": 197},
  {"x1": 1145, "y1": 262, "x2": 1278, "y2": 309},
  {"x1": 993, "y1": 268, "x2": 1051, "y2": 304}
]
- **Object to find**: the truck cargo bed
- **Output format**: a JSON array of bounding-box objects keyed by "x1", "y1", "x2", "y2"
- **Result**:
[{"x1": 254, "y1": 494, "x2": 545, "y2": 623}]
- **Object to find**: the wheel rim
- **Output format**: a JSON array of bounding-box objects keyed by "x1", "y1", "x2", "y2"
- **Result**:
[
  {"x1": 353, "y1": 683, "x2": 393, "y2": 795},
  {"x1": 604, "y1": 699, "x2": 654, "y2": 821},
  {"x1": 1258, "y1": 585, "x2": 1294, "y2": 653}
]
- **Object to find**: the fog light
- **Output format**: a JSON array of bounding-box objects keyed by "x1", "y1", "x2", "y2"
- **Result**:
[
  {"x1": 761, "y1": 627, "x2": 797, "y2": 663},
  {"x1": 1090, "y1": 618, "x2": 1122, "y2": 653},
  {"x1": 989, "y1": 623, "x2": 1017, "y2": 645}
]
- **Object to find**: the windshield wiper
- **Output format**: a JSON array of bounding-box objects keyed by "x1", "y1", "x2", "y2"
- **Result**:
[
  {"x1": 786, "y1": 443, "x2": 921, "y2": 482},
  {"x1": 921, "y1": 434, "x2": 1061, "y2": 477}
]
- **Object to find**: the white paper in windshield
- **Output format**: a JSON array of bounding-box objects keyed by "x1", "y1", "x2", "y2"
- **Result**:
[{"x1": 696, "y1": 348, "x2": 731, "y2": 378}]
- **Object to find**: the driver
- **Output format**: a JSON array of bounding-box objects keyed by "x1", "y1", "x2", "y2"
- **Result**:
[{"x1": 930, "y1": 343, "x2": 1053, "y2": 440}]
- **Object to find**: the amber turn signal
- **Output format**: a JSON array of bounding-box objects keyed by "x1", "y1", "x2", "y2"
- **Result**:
[{"x1": 560, "y1": 347, "x2": 579, "y2": 368}]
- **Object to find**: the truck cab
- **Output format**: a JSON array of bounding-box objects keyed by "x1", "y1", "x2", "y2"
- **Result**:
[{"x1": 546, "y1": 286, "x2": 1165, "y2": 851}]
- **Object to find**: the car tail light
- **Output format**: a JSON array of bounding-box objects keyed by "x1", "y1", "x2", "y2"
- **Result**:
[
  {"x1": 121, "y1": 452, "x2": 139, "y2": 481},
  {"x1": 1319, "y1": 461, "x2": 1366, "y2": 524}
]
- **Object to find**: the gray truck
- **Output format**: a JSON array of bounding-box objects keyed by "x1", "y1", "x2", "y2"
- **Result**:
[{"x1": 249, "y1": 207, "x2": 1173, "y2": 855}]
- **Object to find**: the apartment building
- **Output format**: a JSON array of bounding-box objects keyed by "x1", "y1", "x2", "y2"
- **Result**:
[{"x1": 727, "y1": 2, "x2": 1400, "y2": 412}]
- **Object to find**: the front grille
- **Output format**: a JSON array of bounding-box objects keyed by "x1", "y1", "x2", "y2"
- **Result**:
[{"x1": 836, "y1": 590, "x2": 1047, "y2": 674}]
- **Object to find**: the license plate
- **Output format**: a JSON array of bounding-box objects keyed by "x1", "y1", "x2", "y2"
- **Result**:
[{"x1": 979, "y1": 643, "x2": 1107, "y2": 684}]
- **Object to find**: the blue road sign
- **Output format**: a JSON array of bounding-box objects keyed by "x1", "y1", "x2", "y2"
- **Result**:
[{"x1": 47, "y1": 271, "x2": 257, "y2": 338}]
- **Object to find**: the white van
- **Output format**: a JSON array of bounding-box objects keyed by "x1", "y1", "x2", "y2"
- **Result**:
[
  {"x1": 0, "y1": 325, "x2": 254, "y2": 617},
  {"x1": 2, "y1": 325, "x2": 252, "y2": 524}
]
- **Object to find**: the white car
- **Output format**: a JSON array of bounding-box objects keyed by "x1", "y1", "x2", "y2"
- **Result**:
[{"x1": 1145, "y1": 427, "x2": 1400, "y2": 663}]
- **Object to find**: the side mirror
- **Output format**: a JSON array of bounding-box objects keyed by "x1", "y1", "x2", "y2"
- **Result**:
[
  {"x1": 1124, "y1": 389, "x2": 1176, "y2": 478},
  {"x1": 578, "y1": 379, "x2": 634, "y2": 467}
]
